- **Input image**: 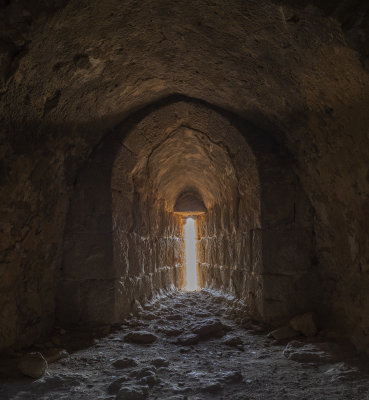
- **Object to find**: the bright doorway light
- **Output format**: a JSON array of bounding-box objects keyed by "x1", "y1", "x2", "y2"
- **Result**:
[{"x1": 184, "y1": 217, "x2": 198, "y2": 291}]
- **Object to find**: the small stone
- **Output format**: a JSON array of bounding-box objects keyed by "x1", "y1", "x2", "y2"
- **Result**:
[
  {"x1": 124, "y1": 331, "x2": 157, "y2": 344},
  {"x1": 219, "y1": 371, "x2": 243, "y2": 383},
  {"x1": 112, "y1": 357, "x2": 138, "y2": 369},
  {"x1": 201, "y1": 381, "x2": 223, "y2": 393},
  {"x1": 140, "y1": 312, "x2": 157, "y2": 321},
  {"x1": 150, "y1": 357, "x2": 169, "y2": 367},
  {"x1": 222, "y1": 334, "x2": 243, "y2": 347},
  {"x1": 18, "y1": 352, "x2": 48, "y2": 379},
  {"x1": 138, "y1": 374, "x2": 159, "y2": 387},
  {"x1": 176, "y1": 333, "x2": 200, "y2": 345},
  {"x1": 116, "y1": 386, "x2": 147, "y2": 400},
  {"x1": 179, "y1": 348, "x2": 190, "y2": 353},
  {"x1": 107, "y1": 377, "x2": 129, "y2": 394},
  {"x1": 162, "y1": 327, "x2": 182, "y2": 337},
  {"x1": 129, "y1": 367, "x2": 156, "y2": 379},
  {"x1": 290, "y1": 313, "x2": 317, "y2": 337},
  {"x1": 269, "y1": 326, "x2": 299, "y2": 340}
]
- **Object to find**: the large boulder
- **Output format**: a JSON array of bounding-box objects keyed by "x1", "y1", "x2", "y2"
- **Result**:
[{"x1": 17, "y1": 352, "x2": 48, "y2": 379}]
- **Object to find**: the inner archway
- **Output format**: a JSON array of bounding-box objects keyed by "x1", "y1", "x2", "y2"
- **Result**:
[{"x1": 58, "y1": 97, "x2": 314, "y2": 327}]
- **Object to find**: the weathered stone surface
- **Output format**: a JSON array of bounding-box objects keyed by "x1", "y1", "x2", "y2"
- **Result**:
[
  {"x1": 283, "y1": 341, "x2": 336, "y2": 363},
  {"x1": 124, "y1": 331, "x2": 157, "y2": 344},
  {"x1": 191, "y1": 318, "x2": 230, "y2": 338},
  {"x1": 162, "y1": 327, "x2": 182, "y2": 337},
  {"x1": 150, "y1": 357, "x2": 169, "y2": 368},
  {"x1": 116, "y1": 386, "x2": 148, "y2": 400},
  {"x1": 222, "y1": 334, "x2": 243, "y2": 347},
  {"x1": 17, "y1": 352, "x2": 48, "y2": 379},
  {"x1": 0, "y1": 0, "x2": 369, "y2": 360},
  {"x1": 176, "y1": 333, "x2": 200, "y2": 346},
  {"x1": 290, "y1": 313, "x2": 317, "y2": 337},
  {"x1": 219, "y1": 371, "x2": 243, "y2": 384},
  {"x1": 112, "y1": 357, "x2": 138, "y2": 369},
  {"x1": 166, "y1": 314, "x2": 183, "y2": 321},
  {"x1": 43, "y1": 348, "x2": 69, "y2": 364},
  {"x1": 324, "y1": 363, "x2": 361, "y2": 382},
  {"x1": 1, "y1": 290, "x2": 368, "y2": 399},
  {"x1": 107, "y1": 377, "x2": 129, "y2": 395},
  {"x1": 128, "y1": 367, "x2": 157, "y2": 382},
  {"x1": 269, "y1": 326, "x2": 300, "y2": 341}
]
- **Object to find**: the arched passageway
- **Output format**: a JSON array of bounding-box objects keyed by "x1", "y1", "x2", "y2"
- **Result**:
[
  {"x1": 1, "y1": 0, "x2": 369, "y2": 397},
  {"x1": 58, "y1": 98, "x2": 314, "y2": 326}
]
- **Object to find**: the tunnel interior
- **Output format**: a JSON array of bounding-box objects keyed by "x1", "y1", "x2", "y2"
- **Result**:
[
  {"x1": 1, "y1": 0, "x2": 369, "y2": 396},
  {"x1": 58, "y1": 99, "x2": 315, "y2": 328}
]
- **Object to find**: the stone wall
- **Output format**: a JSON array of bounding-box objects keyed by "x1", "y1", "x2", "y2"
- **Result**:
[
  {"x1": 197, "y1": 122, "x2": 315, "y2": 324},
  {"x1": 58, "y1": 108, "x2": 186, "y2": 326},
  {"x1": 0, "y1": 0, "x2": 369, "y2": 354}
]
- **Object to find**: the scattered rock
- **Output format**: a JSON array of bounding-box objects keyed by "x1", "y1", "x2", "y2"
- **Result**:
[
  {"x1": 283, "y1": 341, "x2": 336, "y2": 363},
  {"x1": 129, "y1": 367, "x2": 156, "y2": 379},
  {"x1": 140, "y1": 312, "x2": 157, "y2": 321},
  {"x1": 191, "y1": 318, "x2": 230, "y2": 338},
  {"x1": 222, "y1": 334, "x2": 243, "y2": 347},
  {"x1": 107, "y1": 377, "x2": 130, "y2": 394},
  {"x1": 150, "y1": 357, "x2": 169, "y2": 367},
  {"x1": 124, "y1": 331, "x2": 157, "y2": 344},
  {"x1": 269, "y1": 326, "x2": 299, "y2": 340},
  {"x1": 138, "y1": 374, "x2": 160, "y2": 387},
  {"x1": 18, "y1": 352, "x2": 48, "y2": 379},
  {"x1": 116, "y1": 385, "x2": 148, "y2": 400},
  {"x1": 30, "y1": 374, "x2": 85, "y2": 391},
  {"x1": 176, "y1": 333, "x2": 200, "y2": 345},
  {"x1": 112, "y1": 357, "x2": 138, "y2": 369},
  {"x1": 201, "y1": 381, "x2": 223, "y2": 393},
  {"x1": 161, "y1": 327, "x2": 183, "y2": 337},
  {"x1": 290, "y1": 313, "x2": 317, "y2": 337},
  {"x1": 219, "y1": 370, "x2": 243, "y2": 383},
  {"x1": 324, "y1": 363, "x2": 361, "y2": 382}
]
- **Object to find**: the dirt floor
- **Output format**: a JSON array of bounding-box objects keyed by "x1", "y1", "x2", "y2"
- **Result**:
[{"x1": 1, "y1": 290, "x2": 369, "y2": 399}]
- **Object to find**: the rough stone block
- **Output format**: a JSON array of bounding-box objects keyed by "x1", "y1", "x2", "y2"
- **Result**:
[
  {"x1": 262, "y1": 228, "x2": 312, "y2": 275},
  {"x1": 63, "y1": 232, "x2": 114, "y2": 279}
]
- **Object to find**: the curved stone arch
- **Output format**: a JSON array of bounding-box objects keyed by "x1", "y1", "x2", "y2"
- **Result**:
[{"x1": 58, "y1": 95, "x2": 314, "y2": 326}]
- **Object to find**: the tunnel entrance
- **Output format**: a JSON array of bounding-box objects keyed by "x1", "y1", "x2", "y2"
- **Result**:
[{"x1": 183, "y1": 217, "x2": 198, "y2": 291}]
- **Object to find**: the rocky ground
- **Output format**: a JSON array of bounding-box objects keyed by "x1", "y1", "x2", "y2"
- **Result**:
[{"x1": 1, "y1": 290, "x2": 369, "y2": 399}]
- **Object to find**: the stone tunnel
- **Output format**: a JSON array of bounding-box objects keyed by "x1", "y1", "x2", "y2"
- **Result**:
[{"x1": 1, "y1": 0, "x2": 369, "y2": 398}]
